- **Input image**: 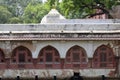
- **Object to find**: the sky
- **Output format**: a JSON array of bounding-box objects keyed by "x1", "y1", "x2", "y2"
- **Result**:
[{"x1": 42, "y1": 0, "x2": 47, "y2": 3}]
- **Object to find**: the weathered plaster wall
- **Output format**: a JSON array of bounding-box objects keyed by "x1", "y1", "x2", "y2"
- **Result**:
[
  {"x1": 0, "y1": 40, "x2": 115, "y2": 58},
  {"x1": 0, "y1": 19, "x2": 119, "y2": 77},
  {"x1": 0, "y1": 40, "x2": 118, "y2": 77},
  {"x1": 0, "y1": 23, "x2": 120, "y2": 32},
  {"x1": 0, "y1": 41, "x2": 116, "y2": 77},
  {"x1": 0, "y1": 69, "x2": 115, "y2": 78}
]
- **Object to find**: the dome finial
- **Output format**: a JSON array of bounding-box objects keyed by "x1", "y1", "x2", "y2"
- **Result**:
[{"x1": 41, "y1": 9, "x2": 66, "y2": 24}]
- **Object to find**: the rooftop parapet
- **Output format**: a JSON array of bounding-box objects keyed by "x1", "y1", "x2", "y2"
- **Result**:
[{"x1": 0, "y1": 21, "x2": 120, "y2": 32}]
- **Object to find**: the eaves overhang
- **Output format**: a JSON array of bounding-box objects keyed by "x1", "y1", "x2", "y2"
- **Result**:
[{"x1": 0, "y1": 31, "x2": 119, "y2": 41}]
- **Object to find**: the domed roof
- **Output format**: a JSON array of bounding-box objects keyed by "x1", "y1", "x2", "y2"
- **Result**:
[{"x1": 41, "y1": 9, "x2": 66, "y2": 23}]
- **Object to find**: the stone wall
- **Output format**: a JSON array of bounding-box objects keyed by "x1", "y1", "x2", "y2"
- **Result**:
[
  {"x1": 0, "y1": 69, "x2": 115, "y2": 78},
  {"x1": 0, "y1": 19, "x2": 119, "y2": 77},
  {"x1": 0, "y1": 40, "x2": 118, "y2": 77}
]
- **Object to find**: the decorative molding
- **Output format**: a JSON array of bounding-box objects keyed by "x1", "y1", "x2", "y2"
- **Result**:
[{"x1": 0, "y1": 33, "x2": 119, "y2": 40}]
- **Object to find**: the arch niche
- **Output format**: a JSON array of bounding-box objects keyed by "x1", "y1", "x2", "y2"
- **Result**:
[
  {"x1": 11, "y1": 46, "x2": 33, "y2": 69},
  {"x1": 93, "y1": 45, "x2": 116, "y2": 68},
  {"x1": 37, "y1": 45, "x2": 61, "y2": 69},
  {"x1": 0, "y1": 49, "x2": 6, "y2": 69},
  {"x1": 65, "y1": 45, "x2": 88, "y2": 69}
]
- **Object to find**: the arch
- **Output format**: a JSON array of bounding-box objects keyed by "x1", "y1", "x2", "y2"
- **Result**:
[
  {"x1": 93, "y1": 45, "x2": 115, "y2": 68},
  {"x1": 0, "y1": 48, "x2": 5, "y2": 63},
  {"x1": 37, "y1": 45, "x2": 61, "y2": 69},
  {"x1": 11, "y1": 46, "x2": 33, "y2": 69},
  {"x1": 0, "y1": 48, "x2": 6, "y2": 69},
  {"x1": 117, "y1": 46, "x2": 120, "y2": 76},
  {"x1": 65, "y1": 45, "x2": 88, "y2": 69}
]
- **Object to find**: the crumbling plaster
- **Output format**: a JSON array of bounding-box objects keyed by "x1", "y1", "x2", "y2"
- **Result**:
[{"x1": 0, "y1": 40, "x2": 117, "y2": 59}]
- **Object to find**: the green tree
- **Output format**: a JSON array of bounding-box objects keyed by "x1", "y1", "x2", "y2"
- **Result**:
[
  {"x1": 59, "y1": 0, "x2": 120, "y2": 19},
  {"x1": 9, "y1": 17, "x2": 23, "y2": 24},
  {"x1": 0, "y1": 0, "x2": 42, "y2": 17},
  {"x1": 23, "y1": 2, "x2": 50, "y2": 23},
  {"x1": 0, "y1": 0, "x2": 44, "y2": 23},
  {"x1": 0, "y1": 6, "x2": 12, "y2": 23},
  {"x1": 46, "y1": 0, "x2": 59, "y2": 8}
]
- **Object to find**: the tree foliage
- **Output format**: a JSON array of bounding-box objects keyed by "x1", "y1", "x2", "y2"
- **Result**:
[
  {"x1": 0, "y1": 0, "x2": 120, "y2": 23},
  {"x1": 59, "y1": 0, "x2": 120, "y2": 19},
  {"x1": 0, "y1": 0, "x2": 44, "y2": 23},
  {"x1": 9, "y1": 17, "x2": 23, "y2": 24},
  {"x1": 0, "y1": 0, "x2": 43, "y2": 17},
  {"x1": 23, "y1": 2, "x2": 50, "y2": 23},
  {"x1": 47, "y1": 0, "x2": 59, "y2": 8},
  {"x1": 0, "y1": 6, "x2": 12, "y2": 23}
]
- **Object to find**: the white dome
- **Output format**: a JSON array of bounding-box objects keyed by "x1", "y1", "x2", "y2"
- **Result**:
[{"x1": 41, "y1": 9, "x2": 65, "y2": 24}]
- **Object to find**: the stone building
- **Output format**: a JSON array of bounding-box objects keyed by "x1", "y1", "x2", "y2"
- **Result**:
[{"x1": 0, "y1": 9, "x2": 120, "y2": 78}]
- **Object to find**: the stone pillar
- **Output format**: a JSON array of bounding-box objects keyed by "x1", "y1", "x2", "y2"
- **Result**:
[
  {"x1": 60, "y1": 58, "x2": 65, "y2": 69},
  {"x1": 118, "y1": 50, "x2": 120, "y2": 77},
  {"x1": 32, "y1": 41, "x2": 37, "y2": 58},
  {"x1": 4, "y1": 41, "x2": 11, "y2": 69},
  {"x1": 116, "y1": 46, "x2": 120, "y2": 77},
  {"x1": 33, "y1": 59, "x2": 38, "y2": 68},
  {"x1": 6, "y1": 58, "x2": 10, "y2": 69},
  {"x1": 5, "y1": 41, "x2": 12, "y2": 58},
  {"x1": 88, "y1": 58, "x2": 93, "y2": 68}
]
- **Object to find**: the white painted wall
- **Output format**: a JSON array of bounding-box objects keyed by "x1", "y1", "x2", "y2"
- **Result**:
[
  {"x1": 33, "y1": 40, "x2": 114, "y2": 58},
  {"x1": 0, "y1": 40, "x2": 114, "y2": 58}
]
